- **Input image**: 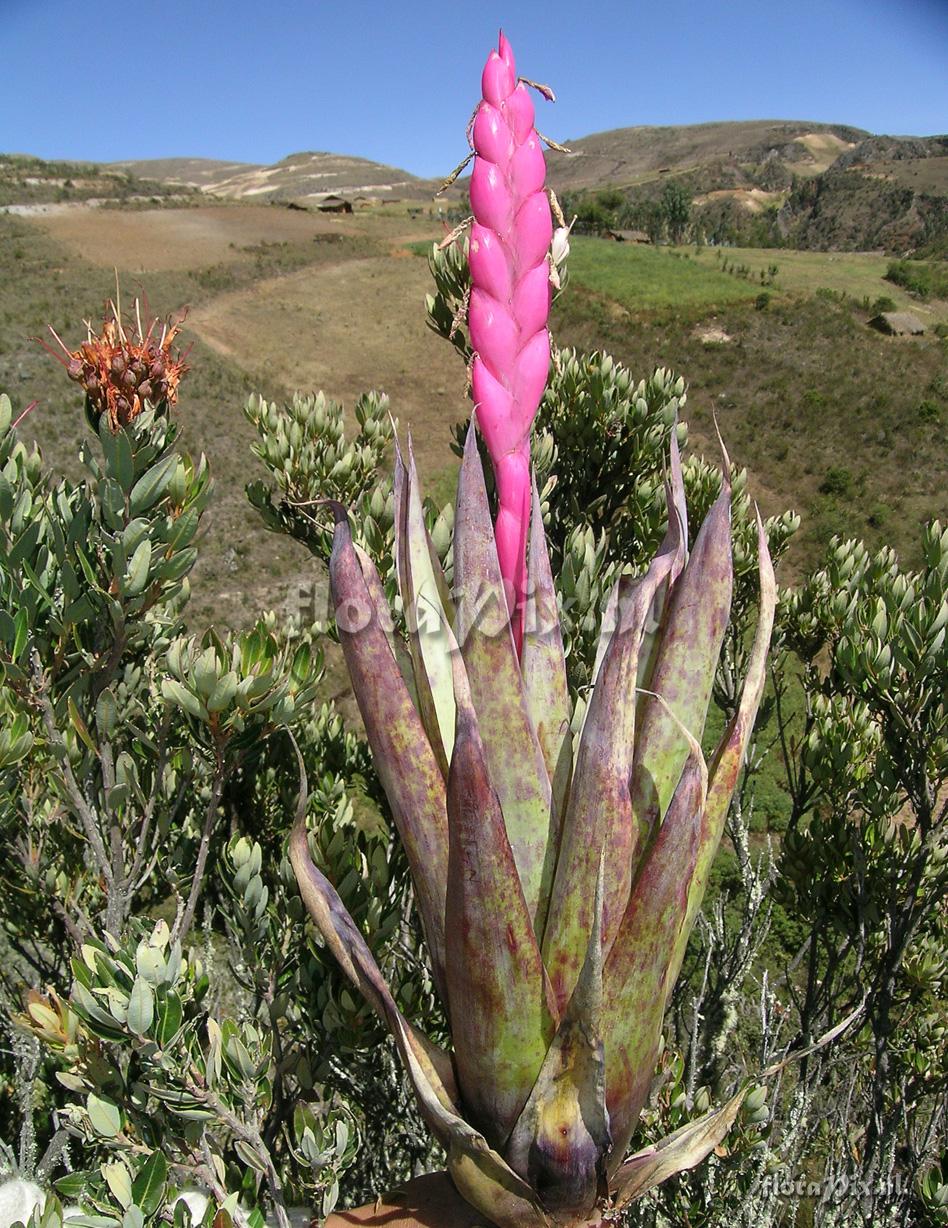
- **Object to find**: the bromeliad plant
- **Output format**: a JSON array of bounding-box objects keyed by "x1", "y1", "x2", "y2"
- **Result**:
[{"x1": 291, "y1": 34, "x2": 776, "y2": 1228}]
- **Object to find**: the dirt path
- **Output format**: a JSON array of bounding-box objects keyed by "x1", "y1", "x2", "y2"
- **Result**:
[{"x1": 187, "y1": 247, "x2": 468, "y2": 482}]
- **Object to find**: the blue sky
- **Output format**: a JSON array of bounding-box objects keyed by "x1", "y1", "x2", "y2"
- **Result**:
[{"x1": 2, "y1": 0, "x2": 946, "y2": 178}]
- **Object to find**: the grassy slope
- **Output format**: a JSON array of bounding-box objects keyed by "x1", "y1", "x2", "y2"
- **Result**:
[
  {"x1": 4, "y1": 203, "x2": 946, "y2": 598},
  {"x1": 674, "y1": 243, "x2": 948, "y2": 322},
  {"x1": 555, "y1": 240, "x2": 948, "y2": 573},
  {"x1": 567, "y1": 237, "x2": 760, "y2": 308},
  {"x1": 0, "y1": 155, "x2": 192, "y2": 207}
]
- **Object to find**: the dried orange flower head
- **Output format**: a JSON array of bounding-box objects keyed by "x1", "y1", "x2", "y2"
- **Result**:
[{"x1": 44, "y1": 296, "x2": 189, "y2": 431}]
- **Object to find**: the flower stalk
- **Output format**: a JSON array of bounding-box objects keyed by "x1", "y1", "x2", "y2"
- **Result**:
[{"x1": 468, "y1": 32, "x2": 552, "y2": 653}]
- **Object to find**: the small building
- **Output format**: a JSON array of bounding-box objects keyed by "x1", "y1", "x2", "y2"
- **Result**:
[
  {"x1": 869, "y1": 311, "x2": 925, "y2": 336},
  {"x1": 316, "y1": 194, "x2": 352, "y2": 214},
  {"x1": 606, "y1": 228, "x2": 651, "y2": 244}
]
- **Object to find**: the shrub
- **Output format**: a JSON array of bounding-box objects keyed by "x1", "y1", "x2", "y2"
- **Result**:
[
  {"x1": 819, "y1": 465, "x2": 854, "y2": 496},
  {"x1": 885, "y1": 259, "x2": 948, "y2": 301}
]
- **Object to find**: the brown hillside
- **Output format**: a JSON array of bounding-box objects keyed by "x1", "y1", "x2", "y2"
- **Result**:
[
  {"x1": 544, "y1": 120, "x2": 867, "y2": 193},
  {"x1": 112, "y1": 151, "x2": 443, "y2": 204}
]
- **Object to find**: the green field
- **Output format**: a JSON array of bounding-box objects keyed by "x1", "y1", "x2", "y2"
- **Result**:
[
  {"x1": 567, "y1": 236, "x2": 760, "y2": 309},
  {"x1": 678, "y1": 243, "x2": 948, "y2": 321},
  {"x1": 567, "y1": 236, "x2": 948, "y2": 322},
  {"x1": 552, "y1": 270, "x2": 948, "y2": 575}
]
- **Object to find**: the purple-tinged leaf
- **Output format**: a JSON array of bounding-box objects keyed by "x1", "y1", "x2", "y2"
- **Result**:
[
  {"x1": 667, "y1": 426, "x2": 688, "y2": 573},
  {"x1": 542, "y1": 542, "x2": 678, "y2": 1012},
  {"x1": 668, "y1": 513, "x2": 776, "y2": 985},
  {"x1": 393, "y1": 440, "x2": 457, "y2": 776},
  {"x1": 327, "y1": 505, "x2": 448, "y2": 1003},
  {"x1": 448, "y1": 1152, "x2": 552, "y2": 1228},
  {"x1": 602, "y1": 724, "x2": 708, "y2": 1169},
  {"x1": 586, "y1": 438, "x2": 686, "y2": 710},
  {"x1": 290, "y1": 814, "x2": 545, "y2": 1226},
  {"x1": 353, "y1": 544, "x2": 414, "y2": 693},
  {"x1": 629, "y1": 479, "x2": 731, "y2": 846},
  {"x1": 507, "y1": 863, "x2": 610, "y2": 1214},
  {"x1": 454, "y1": 422, "x2": 554, "y2": 933},
  {"x1": 635, "y1": 431, "x2": 688, "y2": 696},
  {"x1": 446, "y1": 648, "x2": 556, "y2": 1147},
  {"x1": 290, "y1": 818, "x2": 455, "y2": 1116},
  {"x1": 611, "y1": 1088, "x2": 747, "y2": 1209},
  {"x1": 521, "y1": 476, "x2": 572, "y2": 824}
]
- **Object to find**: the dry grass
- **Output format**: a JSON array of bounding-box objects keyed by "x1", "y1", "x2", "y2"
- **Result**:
[{"x1": 34, "y1": 204, "x2": 360, "y2": 271}]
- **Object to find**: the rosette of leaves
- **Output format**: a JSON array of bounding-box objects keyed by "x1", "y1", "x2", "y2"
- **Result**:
[
  {"x1": 290, "y1": 420, "x2": 777, "y2": 1226},
  {"x1": 161, "y1": 623, "x2": 322, "y2": 756}
]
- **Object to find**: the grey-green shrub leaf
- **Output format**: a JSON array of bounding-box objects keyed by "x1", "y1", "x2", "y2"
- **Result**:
[
  {"x1": 131, "y1": 1151, "x2": 167, "y2": 1216},
  {"x1": 233, "y1": 1139, "x2": 267, "y2": 1174},
  {"x1": 102, "y1": 1160, "x2": 133, "y2": 1209},
  {"x1": 129, "y1": 454, "x2": 178, "y2": 513},
  {"x1": 124, "y1": 540, "x2": 152, "y2": 597},
  {"x1": 126, "y1": 978, "x2": 154, "y2": 1035},
  {"x1": 86, "y1": 1092, "x2": 122, "y2": 1138},
  {"x1": 161, "y1": 679, "x2": 207, "y2": 721},
  {"x1": 135, "y1": 944, "x2": 165, "y2": 984}
]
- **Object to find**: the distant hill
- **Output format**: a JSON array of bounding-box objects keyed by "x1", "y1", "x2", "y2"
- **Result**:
[
  {"x1": 544, "y1": 119, "x2": 868, "y2": 193},
  {"x1": 0, "y1": 153, "x2": 195, "y2": 209},
  {"x1": 5, "y1": 119, "x2": 946, "y2": 252},
  {"x1": 111, "y1": 151, "x2": 444, "y2": 204},
  {"x1": 544, "y1": 121, "x2": 948, "y2": 255}
]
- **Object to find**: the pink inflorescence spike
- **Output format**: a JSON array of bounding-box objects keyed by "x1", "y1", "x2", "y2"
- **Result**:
[{"x1": 468, "y1": 32, "x2": 552, "y2": 656}]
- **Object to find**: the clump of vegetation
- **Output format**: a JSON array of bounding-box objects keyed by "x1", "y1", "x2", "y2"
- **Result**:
[{"x1": 885, "y1": 258, "x2": 948, "y2": 301}]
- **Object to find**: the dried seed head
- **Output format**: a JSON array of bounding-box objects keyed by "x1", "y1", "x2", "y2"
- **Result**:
[{"x1": 39, "y1": 296, "x2": 189, "y2": 432}]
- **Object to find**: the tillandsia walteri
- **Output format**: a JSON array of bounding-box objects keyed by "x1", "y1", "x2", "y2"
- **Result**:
[{"x1": 291, "y1": 34, "x2": 776, "y2": 1228}]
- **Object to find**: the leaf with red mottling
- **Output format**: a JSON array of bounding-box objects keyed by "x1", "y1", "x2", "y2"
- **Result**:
[
  {"x1": 541, "y1": 486, "x2": 684, "y2": 1011},
  {"x1": 520, "y1": 476, "x2": 571, "y2": 825},
  {"x1": 454, "y1": 422, "x2": 554, "y2": 934},
  {"x1": 629, "y1": 480, "x2": 731, "y2": 848},
  {"x1": 446, "y1": 647, "x2": 556, "y2": 1148},
  {"x1": 290, "y1": 813, "x2": 545, "y2": 1228},
  {"x1": 393, "y1": 440, "x2": 456, "y2": 776},
  {"x1": 602, "y1": 728, "x2": 708, "y2": 1168},
  {"x1": 507, "y1": 864, "x2": 610, "y2": 1214},
  {"x1": 668, "y1": 513, "x2": 776, "y2": 985},
  {"x1": 327, "y1": 505, "x2": 448, "y2": 1002}
]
